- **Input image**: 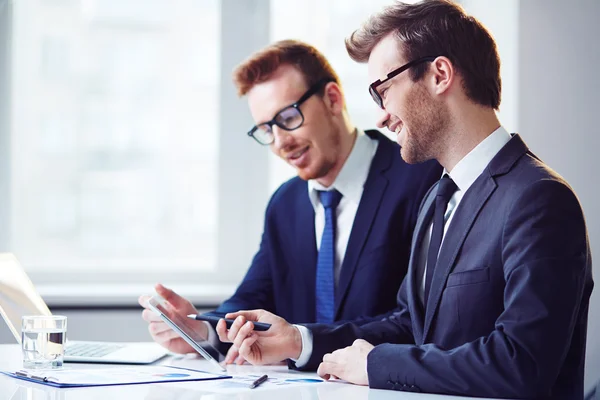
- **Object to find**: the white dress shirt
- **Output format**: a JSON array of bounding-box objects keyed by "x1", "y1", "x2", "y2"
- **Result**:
[
  {"x1": 294, "y1": 126, "x2": 512, "y2": 366},
  {"x1": 307, "y1": 129, "x2": 378, "y2": 285}
]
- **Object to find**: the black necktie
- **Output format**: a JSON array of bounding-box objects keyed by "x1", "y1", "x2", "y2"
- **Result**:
[{"x1": 424, "y1": 175, "x2": 458, "y2": 305}]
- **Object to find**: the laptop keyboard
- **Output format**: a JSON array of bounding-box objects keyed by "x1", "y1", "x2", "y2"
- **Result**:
[{"x1": 65, "y1": 342, "x2": 126, "y2": 358}]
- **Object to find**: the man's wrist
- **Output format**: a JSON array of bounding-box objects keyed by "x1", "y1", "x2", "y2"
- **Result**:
[
  {"x1": 203, "y1": 321, "x2": 218, "y2": 346},
  {"x1": 289, "y1": 325, "x2": 303, "y2": 360},
  {"x1": 290, "y1": 325, "x2": 313, "y2": 367}
]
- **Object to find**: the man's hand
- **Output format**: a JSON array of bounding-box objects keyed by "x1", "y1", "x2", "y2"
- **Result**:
[
  {"x1": 138, "y1": 283, "x2": 208, "y2": 354},
  {"x1": 317, "y1": 339, "x2": 374, "y2": 386},
  {"x1": 224, "y1": 345, "x2": 247, "y2": 365},
  {"x1": 215, "y1": 309, "x2": 301, "y2": 365}
]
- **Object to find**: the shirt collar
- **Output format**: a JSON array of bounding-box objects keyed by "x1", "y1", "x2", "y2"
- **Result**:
[
  {"x1": 308, "y1": 129, "x2": 378, "y2": 208},
  {"x1": 446, "y1": 126, "x2": 512, "y2": 193}
]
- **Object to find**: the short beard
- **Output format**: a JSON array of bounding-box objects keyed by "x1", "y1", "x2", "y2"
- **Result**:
[{"x1": 400, "y1": 82, "x2": 448, "y2": 164}]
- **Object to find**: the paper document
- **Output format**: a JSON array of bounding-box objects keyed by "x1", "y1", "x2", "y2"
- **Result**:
[
  {"x1": 170, "y1": 371, "x2": 324, "y2": 393},
  {"x1": 1, "y1": 366, "x2": 231, "y2": 388}
]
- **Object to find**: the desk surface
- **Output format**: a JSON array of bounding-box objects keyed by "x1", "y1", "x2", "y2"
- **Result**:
[{"x1": 0, "y1": 344, "x2": 499, "y2": 400}]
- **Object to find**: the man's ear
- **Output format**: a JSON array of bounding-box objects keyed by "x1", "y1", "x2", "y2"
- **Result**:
[
  {"x1": 323, "y1": 82, "x2": 345, "y2": 115},
  {"x1": 429, "y1": 56, "x2": 455, "y2": 96}
]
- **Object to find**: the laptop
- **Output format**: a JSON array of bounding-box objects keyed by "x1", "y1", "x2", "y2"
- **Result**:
[{"x1": 0, "y1": 253, "x2": 168, "y2": 364}]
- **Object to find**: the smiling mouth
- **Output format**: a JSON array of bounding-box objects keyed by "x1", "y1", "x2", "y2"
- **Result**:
[
  {"x1": 387, "y1": 119, "x2": 403, "y2": 133},
  {"x1": 388, "y1": 122, "x2": 403, "y2": 135},
  {"x1": 287, "y1": 146, "x2": 309, "y2": 161}
]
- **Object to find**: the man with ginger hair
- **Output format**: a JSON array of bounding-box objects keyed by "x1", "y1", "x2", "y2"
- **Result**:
[
  {"x1": 139, "y1": 40, "x2": 441, "y2": 363},
  {"x1": 215, "y1": 2, "x2": 593, "y2": 398}
]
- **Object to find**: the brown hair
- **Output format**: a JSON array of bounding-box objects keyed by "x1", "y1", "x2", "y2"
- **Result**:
[
  {"x1": 346, "y1": 0, "x2": 501, "y2": 109},
  {"x1": 233, "y1": 40, "x2": 341, "y2": 97}
]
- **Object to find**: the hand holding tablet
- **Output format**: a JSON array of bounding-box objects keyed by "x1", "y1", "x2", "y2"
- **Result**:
[{"x1": 147, "y1": 295, "x2": 226, "y2": 372}]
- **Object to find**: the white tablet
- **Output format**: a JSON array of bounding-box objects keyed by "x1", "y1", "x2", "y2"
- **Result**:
[{"x1": 147, "y1": 295, "x2": 226, "y2": 372}]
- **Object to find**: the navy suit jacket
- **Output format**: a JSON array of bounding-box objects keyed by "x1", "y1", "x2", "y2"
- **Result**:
[
  {"x1": 303, "y1": 135, "x2": 593, "y2": 399},
  {"x1": 214, "y1": 130, "x2": 441, "y2": 324}
]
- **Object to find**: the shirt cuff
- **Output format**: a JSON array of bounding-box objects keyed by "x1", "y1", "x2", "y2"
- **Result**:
[
  {"x1": 290, "y1": 324, "x2": 313, "y2": 367},
  {"x1": 204, "y1": 321, "x2": 220, "y2": 348}
]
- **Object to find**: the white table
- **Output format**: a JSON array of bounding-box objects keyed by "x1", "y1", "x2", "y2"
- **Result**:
[{"x1": 0, "y1": 344, "x2": 498, "y2": 400}]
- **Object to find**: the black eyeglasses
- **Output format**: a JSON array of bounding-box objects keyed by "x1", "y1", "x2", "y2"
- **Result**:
[
  {"x1": 369, "y1": 56, "x2": 438, "y2": 109},
  {"x1": 247, "y1": 78, "x2": 334, "y2": 145}
]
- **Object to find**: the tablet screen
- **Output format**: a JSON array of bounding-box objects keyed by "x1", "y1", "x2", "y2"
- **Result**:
[{"x1": 147, "y1": 295, "x2": 226, "y2": 371}]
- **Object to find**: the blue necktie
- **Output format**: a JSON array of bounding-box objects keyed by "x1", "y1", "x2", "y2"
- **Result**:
[
  {"x1": 316, "y1": 189, "x2": 343, "y2": 323},
  {"x1": 424, "y1": 175, "x2": 458, "y2": 305}
]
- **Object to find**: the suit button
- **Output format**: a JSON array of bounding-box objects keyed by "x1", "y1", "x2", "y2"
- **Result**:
[{"x1": 410, "y1": 385, "x2": 421, "y2": 393}]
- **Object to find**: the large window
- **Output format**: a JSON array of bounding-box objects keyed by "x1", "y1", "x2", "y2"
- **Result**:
[
  {"x1": 0, "y1": 0, "x2": 426, "y2": 303},
  {"x1": 7, "y1": 0, "x2": 221, "y2": 285}
]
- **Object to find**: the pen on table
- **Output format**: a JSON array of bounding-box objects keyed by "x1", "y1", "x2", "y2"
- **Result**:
[{"x1": 249, "y1": 374, "x2": 268, "y2": 389}]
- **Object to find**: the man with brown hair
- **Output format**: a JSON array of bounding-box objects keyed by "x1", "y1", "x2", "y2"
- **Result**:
[
  {"x1": 138, "y1": 40, "x2": 441, "y2": 363},
  {"x1": 216, "y1": 2, "x2": 593, "y2": 398}
]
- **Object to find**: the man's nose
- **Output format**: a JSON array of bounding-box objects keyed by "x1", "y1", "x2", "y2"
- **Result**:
[
  {"x1": 271, "y1": 125, "x2": 294, "y2": 150},
  {"x1": 375, "y1": 108, "x2": 391, "y2": 129}
]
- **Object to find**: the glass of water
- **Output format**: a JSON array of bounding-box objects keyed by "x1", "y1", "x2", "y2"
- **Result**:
[{"x1": 21, "y1": 315, "x2": 67, "y2": 369}]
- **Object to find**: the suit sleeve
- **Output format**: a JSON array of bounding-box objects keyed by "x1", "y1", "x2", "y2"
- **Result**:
[
  {"x1": 214, "y1": 197, "x2": 278, "y2": 315},
  {"x1": 367, "y1": 179, "x2": 591, "y2": 398},
  {"x1": 213, "y1": 232, "x2": 274, "y2": 315},
  {"x1": 206, "y1": 192, "x2": 281, "y2": 355},
  {"x1": 293, "y1": 275, "x2": 415, "y2": 371}
]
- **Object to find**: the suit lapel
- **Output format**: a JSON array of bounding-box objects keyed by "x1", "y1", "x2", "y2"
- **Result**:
[
  {"x1": 334, "y1": 132, "x2": 391, "y2": 317},
  {"x1": 406, "y1": 184, "x2": 437, "y2": 344},
  {"x1": 296, "y1": 190, "x2": 318, "y2": 321},
  {"x1": 422, "y1": 173, "x2": 497, "y2": 340},
  {"x1": 421, "y1": 133, "x2": 529, "y2": 340}
]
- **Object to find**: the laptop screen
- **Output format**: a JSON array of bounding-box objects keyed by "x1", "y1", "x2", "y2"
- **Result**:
[{"x1": 0, "y1": 253, "x2": 52, "y2": 343}]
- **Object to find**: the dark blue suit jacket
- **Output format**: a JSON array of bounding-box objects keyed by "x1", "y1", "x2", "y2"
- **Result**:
[
  {"x1": 302, "y1": 135, "x2": 593, "y2": 399},
  {"x1": 214, "y1": 130, "x2": 441, "y2": 324}
]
